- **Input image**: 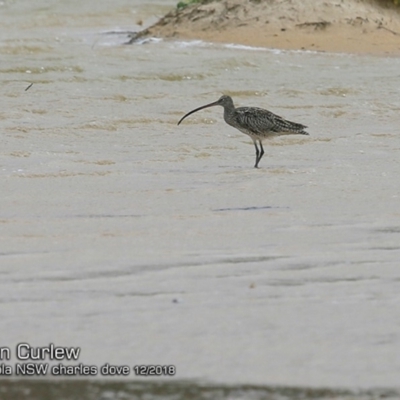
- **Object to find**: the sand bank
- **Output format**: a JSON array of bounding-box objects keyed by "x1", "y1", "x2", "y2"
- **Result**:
[{"x1": 129, "y1": 0, "x2": 400, "y2": 54}]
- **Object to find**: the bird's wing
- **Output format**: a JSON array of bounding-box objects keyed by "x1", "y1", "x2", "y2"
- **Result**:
[{"x1": 235, "y1": 107, "x2": 307, "y2": 134}]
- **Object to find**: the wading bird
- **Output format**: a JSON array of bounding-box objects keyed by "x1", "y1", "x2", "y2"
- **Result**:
[{"x1": 178, "y1": 95, "x2": 309, "y2": 168}]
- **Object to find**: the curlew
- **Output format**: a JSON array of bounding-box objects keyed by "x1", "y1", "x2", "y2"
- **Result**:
[{"x1": 178, "y1": 95, "x2": 309, "y2": 168}]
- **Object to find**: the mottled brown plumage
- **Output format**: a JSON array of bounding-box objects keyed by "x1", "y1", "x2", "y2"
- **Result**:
[{"x1": 178, "y1": 95, "x2": 309, "y2": 168}]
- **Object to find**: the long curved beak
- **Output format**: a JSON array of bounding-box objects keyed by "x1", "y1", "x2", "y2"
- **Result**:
[{"x1": 177, "y1": 100, "x2": 220, "y2": 125}]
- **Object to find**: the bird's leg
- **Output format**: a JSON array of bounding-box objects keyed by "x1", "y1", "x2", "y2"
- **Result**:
[
  {"x1": 253, "y1": 140, "x2": 260, "y2": 168},
  {"x1": 258, "y1": 140, "x2": 265, "y2": 166}
]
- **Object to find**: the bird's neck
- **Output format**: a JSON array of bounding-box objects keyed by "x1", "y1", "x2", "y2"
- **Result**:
[{"x1": 223, "y1": 106, "x2": 235, "y2": 123}]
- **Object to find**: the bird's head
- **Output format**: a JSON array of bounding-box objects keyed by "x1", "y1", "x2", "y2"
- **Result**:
[
  {"x1": 177, "y1": 95, "x2": 234, "y2": 125},
  {"x1": 215, "y1": 95, "x2": 234, "y2": 107}
]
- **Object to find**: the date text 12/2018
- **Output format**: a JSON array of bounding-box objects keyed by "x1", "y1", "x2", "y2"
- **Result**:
[{"x1": 133, "y1": 365, "x2": 175, "y2": 376}]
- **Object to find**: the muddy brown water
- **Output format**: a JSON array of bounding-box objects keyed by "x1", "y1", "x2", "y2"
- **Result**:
[{"x1": 1, "y1": 1, "x2": 400, "y2": 399}]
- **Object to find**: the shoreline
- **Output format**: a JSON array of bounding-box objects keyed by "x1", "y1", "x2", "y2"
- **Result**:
[{"x1": 129, "y1": 0, "x2": 400, "y2": 55}]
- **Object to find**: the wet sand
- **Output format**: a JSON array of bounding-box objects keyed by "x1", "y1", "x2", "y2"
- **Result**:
[
  {"x1": 1, "y1": 380, "x2": 399, "y2": 400},
  {"x1": 130, "y1": 0, "x2": 400, "y2": 55}
]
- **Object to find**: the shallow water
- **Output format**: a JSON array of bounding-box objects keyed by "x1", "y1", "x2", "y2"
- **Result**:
[{"x1": 1, "y1": 0, "x2": 400, "y2": 398}]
